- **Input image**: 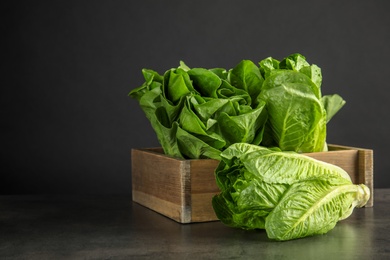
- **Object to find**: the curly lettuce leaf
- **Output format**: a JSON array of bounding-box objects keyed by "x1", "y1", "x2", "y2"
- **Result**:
[
  {"x1": 259, "y1": 57, "x2": 280, "y2": 78},
  {"x1": 217, "y1": 100, "x2": 267, "y2": 146},
  {"x1": 229, "y1": 60, "x2": 264, "y2": 106}
]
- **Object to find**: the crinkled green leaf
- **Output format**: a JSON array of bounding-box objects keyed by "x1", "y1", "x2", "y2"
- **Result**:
[
  {"x1": 219, "y1": 143, "x2": 352, "y2": 185},
  {"x1": 259, "y1": 57, "x2": 280, "y2": 78},
  {"x1": 240, "y1": 148, "x2": 352, "y2": 185},
  {"x1": 179, "y1": 96, "x2": 226, "y2": 149},
  {"x1": 259, "y1": 71, "x2": 326, "y2": 152},
  {"x1": 176, "y1": 126, "x2": 221, "y2": 159},
  {"x1": 279, "y1": 53, "x2": 310, "y2": 71},
  {"x1": 217, "y1": 101, "x2": 267, "y2": 146},
  {"x1": 217, "y1": 80, "x2": 251, "y2": 105},
  {"x1": 261, "y1": 70, "x2": 321, "y2": 99},
  {"x1": 213, "y1": 167, "x2": 283, "y2": 230},
  {"x1": 229, "y1": 60, "x2": 264, "y2": 106},
  {"x1": 188, "y1": 68, "x2": 222, "y2": 98},
  {"x1": 192, "y1": 97, "x2": 230, "y2": 123},
  {"x1": 128, "y1": 69, "x2": 163, "y2": 101},
  {"x1": 265, "y1": 181, "x2": 370, "y2": 241},
  {"x1": 210, "y1": 68, "x2": 229, "y2": 80},
  {"x1": 300, "y1": 64, "x2": 322, "y2": 89},
  {"x1": 164, "y1": 69, "x2": 193, "y2": 103}
]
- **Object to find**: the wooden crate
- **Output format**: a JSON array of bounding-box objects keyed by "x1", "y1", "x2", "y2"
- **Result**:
[{"x1": 131, "y1": 144, "x2": 373, "y2": 223}]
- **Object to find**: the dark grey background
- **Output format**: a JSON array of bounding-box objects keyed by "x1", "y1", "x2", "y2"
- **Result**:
[{"x1": 2, "y1": 0, "x2": 389, "y2": 194}]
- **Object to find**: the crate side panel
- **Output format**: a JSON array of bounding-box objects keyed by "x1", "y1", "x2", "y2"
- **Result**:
[
  {"x1": 191, "y1": 193, "x2": 218, "y2": 222},
  {"x1": 189, "y1": 159, "x2": 220, "y2": 222},
  {"x1": 190, "y1": 159, "x2": 220, "y2": 194},
  {"x1": 132, "y1": 149, "x2": 186, "y2": 216},
  {"x1": 132, "y1": 190, "x2": 184, "y2": 222}
]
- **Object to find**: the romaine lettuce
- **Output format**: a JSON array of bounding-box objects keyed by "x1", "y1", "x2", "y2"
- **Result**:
[
  {"x1": 212, "y1": 143, "x2": 370, "y2": 241},
  {"x1": 129, "y1": 53, "x2": 345, "y2": 158},
  {"x1": 130, "y1": 61, "x2": 268, "y2": 159}
]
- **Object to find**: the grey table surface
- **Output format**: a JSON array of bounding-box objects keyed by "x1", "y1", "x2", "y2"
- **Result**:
[{"x1": 1, "y1": 189, "x2": 389, "y2": 260}]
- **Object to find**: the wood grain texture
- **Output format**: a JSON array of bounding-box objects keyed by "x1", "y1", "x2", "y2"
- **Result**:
[
  {"x1": 132, "y1": 190, "x2": 185, "y2": 222},
  {"x1": 189, "y1": 160, "x2": 219, "y2": 194},
  {"x1": 131, "y1": 144, "x2": 374, "y2": 223},
  {"x1": 131, "y1": 149, "x2": 191, "y2": 223},
  {"x1": 190, "y1": 193, "x2": 218, "y2": 222},
  {"x1": 359, "y1": 149, "x2": 374, "y2": 207}
]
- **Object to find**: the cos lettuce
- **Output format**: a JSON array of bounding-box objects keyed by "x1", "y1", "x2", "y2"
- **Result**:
[
  {"x1": 212, "y1": 143, "x2": 370, "y2": 241},
  {"x1": 129, "y1": 53, "x2": 345, "y2": 159},
  {"x1": 130, "y1": 60, "x2": 268, "y2": 159}
]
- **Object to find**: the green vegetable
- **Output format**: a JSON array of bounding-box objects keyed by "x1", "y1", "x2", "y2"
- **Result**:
[
  {"x1": 258, "y1": 53, "x2": 331, "y2": 152},
  {"x1": 258, "y1": 70, "x2": 327, "y2": 152},
  {"x1": 212, "y1": 143, "x2": 370, "y2": 241},
  {"x1": 129, "y1": 61, "x2": 268, "y2": 160},
  {"x1": 129, "y1": 53, "x2": 345, "y2": 159}
]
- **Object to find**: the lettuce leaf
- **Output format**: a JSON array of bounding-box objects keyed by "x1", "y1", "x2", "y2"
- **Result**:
[
  {"x1": 258, "y1": 71, "x2": 327, "y2": 152},
  {"x1": 321, "y1": 94, "x2": 346, "y2": 123},
  {"x1": 265, "y1": 180, "x2": 369, "y2": 241}
]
